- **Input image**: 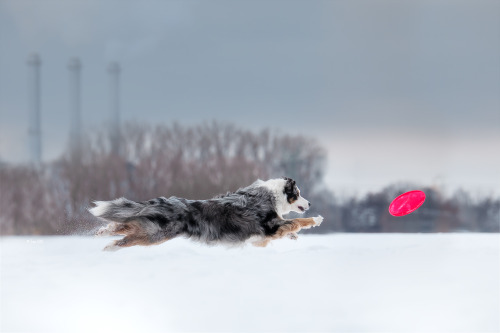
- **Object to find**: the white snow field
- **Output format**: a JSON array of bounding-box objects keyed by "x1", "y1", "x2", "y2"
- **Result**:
[{"x1": 1, "y1": 234, "x2": 499, "y2": 333}]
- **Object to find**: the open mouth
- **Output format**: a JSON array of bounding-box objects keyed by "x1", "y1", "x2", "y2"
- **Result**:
[{"x1": 298, "y1": 206, "x2": 305, "y2": 212}]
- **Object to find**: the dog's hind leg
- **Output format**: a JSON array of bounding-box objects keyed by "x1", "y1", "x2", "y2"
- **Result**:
[
  {"x1": 103, "y1": 236, "x2": 148, "y2": 251},
  {"x1": 99, "y1": 219, "x2": 176, "y2": 251},
  {"x1": 252, "y1": 238, "x2": 271, "y2": 247},
  {"x1": 96, "y1": 220, "x2": 153, "y2": 238},
  {"x1": 96, "y1": 222, "x2": 131, "y2": 237},
  {"x1": 102, "y1": 232, "x2": 172, "y2": 251}
]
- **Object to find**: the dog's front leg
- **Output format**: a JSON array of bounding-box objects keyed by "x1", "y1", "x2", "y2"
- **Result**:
[
  {"x1": 292, "y1": 216, "x2": 323, "y2": 230},
  {"x1": 252, "y1": 216, "x2": 324, "y2": 247},
  {"x1": 271, "y1": 216, "x2": 323, "y2": 240}
]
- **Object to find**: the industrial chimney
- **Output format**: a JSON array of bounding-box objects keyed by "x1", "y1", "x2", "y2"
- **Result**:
[
  {"x1": 68, "y1": 57, "x2": 82, "y2": 159},
  {"x1": 108, "y1": 62, "x2": 121, "y2": 156},
  {"x1": 27, "y1": 53, "x2": 42, "y2": 166}
]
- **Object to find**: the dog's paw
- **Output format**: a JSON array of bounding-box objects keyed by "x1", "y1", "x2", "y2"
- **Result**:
[
  {"x1": 287, "y1": 232, "x2": 299, "y2": 240},
  {"x1": 313, "y1": 215, "x2": 324, "y2": 227},
  {"x1": 96, "y1": 226, "x2": 111, "y2": 237},
  {"x1": 95, "y1": 227, "x2": 109, "y2": 237},
  {"x1": 103, "y1": 240, "x2": 123, "y2": 252},
  {"x1": 103, "y1": 243, "x2": 120, "y2": 252}
]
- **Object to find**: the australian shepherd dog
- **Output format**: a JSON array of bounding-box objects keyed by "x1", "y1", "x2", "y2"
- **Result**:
[{"x1": 90, "y1": 177, "x2": 323, "y2": 251}]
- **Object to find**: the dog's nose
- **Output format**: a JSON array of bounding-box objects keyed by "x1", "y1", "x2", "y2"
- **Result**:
[{"x1": 308, "y1": 201, "x2": 311, "y2": 207}]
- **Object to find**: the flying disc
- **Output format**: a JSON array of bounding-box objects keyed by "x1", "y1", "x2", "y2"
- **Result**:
[{"x1": 388, "y1": 190, "x2": 426, "y2": 217}]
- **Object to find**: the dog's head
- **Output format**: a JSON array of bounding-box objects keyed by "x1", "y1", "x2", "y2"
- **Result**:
[{"x1": 282, "y1": 177, "x2": 311, "y2": 214}]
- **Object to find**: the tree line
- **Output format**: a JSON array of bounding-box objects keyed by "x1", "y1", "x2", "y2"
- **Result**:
[{"x1": 0, "y1": 122, "x2": 498, "y2": 235}]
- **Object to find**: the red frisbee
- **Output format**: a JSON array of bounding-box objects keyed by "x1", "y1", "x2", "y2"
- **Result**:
[{"x1": 388, "y1": 190, "x2": 426, "y2": 217}]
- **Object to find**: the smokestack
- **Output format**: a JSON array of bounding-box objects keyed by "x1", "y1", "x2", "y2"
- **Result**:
[
  {"x1": 108, "y1": 62, "x2": 121, "y2": 156},
  {"x1": 68, "y1": 57, "x2": 82, "y2": 159},
  {"x1": 27, "y1": 53, "x2": 42, "y2": 166}
]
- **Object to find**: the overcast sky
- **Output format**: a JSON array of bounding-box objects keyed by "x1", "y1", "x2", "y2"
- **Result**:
[{"x1": 1, "y1": 0, "x2": 499, "y2": 196}]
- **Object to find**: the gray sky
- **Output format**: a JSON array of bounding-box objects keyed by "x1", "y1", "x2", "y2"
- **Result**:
[{"x1": 1, "y1": 0, "x2": 499, "y2": 196}]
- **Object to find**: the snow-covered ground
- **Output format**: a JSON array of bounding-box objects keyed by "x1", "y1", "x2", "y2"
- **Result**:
[{"x1": 1, "y1": 234, "x2": 498, "y2": 333}]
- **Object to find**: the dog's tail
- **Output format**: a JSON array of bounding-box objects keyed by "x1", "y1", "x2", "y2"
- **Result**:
[{"x1": 89, "y1": 197, "x2": 146, "y2": 223}]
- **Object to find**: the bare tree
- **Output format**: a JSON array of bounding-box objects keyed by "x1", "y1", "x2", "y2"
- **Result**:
[
  {"x1": 2, "y1": 121, "x2": 497, "y2": 235},
  {"x1": 0, "y1": 166, "x2": 65, "y2": 235}
]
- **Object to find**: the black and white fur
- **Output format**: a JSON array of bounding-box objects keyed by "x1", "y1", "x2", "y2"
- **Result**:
[{"x1": 90, "y1": 177, "x2": 323, "y2": 251}]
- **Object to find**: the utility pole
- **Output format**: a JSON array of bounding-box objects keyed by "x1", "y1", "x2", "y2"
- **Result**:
[
  {"x1": 68, "y1": 57, "x2": 82, "y2": 159},
  {"x1": 108, "y1": 62, "x2": 121, "y2": 156}
]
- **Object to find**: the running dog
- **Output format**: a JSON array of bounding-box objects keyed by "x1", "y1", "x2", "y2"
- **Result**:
[{"x1": 90, "y1": 177, "x2": 323, "y2": 251}]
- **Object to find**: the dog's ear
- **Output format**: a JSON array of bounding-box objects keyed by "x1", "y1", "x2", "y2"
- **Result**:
[{"x1": 283, "y1": 177, "x2": 296, "y2": 194}]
